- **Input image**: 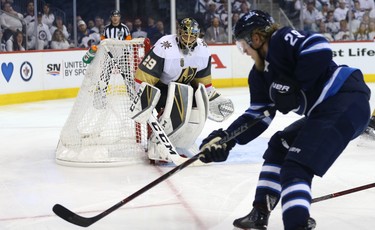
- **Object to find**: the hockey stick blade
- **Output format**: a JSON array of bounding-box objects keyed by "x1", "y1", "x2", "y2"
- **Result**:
[
  {"x1": 312, "y1": 182, "x2": 375, "y2": 203},
  {"x1": 53, "y1": 204, "x2": 96, "y2": 227},
  {"x1": 52, "y1": 110, "x2": 273, "y2": 227},
  {"x1": 52, "y1": 154, "x2": 203, "y2": 227}
]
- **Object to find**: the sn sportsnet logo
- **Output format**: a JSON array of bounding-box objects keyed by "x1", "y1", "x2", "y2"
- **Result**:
[
  {"x1": 46, "y1": 63, "x2": 61, "y2": 76},
  {"x1": 271, "y1": 82, "x2": 290, "y2": 93}
]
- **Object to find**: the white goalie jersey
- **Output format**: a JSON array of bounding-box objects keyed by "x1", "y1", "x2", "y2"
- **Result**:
[
  {"x1": 135, "y1": 34, "x2": 234, "y2": 122},
  {"x1": 135, "y1": 34, "x2": 212, "y2": 88},
  {"x1": 129, "y1": 34, "x2": 233, "y2": 164}
]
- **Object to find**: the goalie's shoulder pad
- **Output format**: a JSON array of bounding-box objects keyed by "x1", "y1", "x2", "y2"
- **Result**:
[{"x1": 129, "y1": 82, "x2": 160, "y2": 123}]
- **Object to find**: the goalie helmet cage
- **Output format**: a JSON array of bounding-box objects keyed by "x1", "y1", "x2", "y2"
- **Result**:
[{"x1": 55, "y1": 38, "x2": 151, "y2": 167}]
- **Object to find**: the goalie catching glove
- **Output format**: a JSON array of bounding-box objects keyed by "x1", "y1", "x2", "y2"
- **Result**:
[
  {"x1": 199, "y1": 128, "x2": 236, "y2": 163},
  {"x1": 207, "y1": 88, "x2": 234, "y2": 122}
]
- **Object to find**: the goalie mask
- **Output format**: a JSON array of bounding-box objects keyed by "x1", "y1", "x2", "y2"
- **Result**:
[
  {"x1": 234, "y1": 10, "x2": 274, "y2": 52},
  {"x1": 178, "y1": 18, "x2": 200, "y2": 53}
]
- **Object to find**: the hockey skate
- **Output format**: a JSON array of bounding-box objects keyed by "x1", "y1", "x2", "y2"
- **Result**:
[
  {"x1": 298, "y1": 217, "x2": 316, "y2": 230},
  {"x1": 233, "y1": 209, "x2": 316, "y2": 230},
  {"x1": 233, "y1": 206, "x2": 270, "y2": 230},
  {"x1": 147, "y1": 134, "x2": 173, "y2": 165},
  {"x1": 362, "y1": 126, "x2": 375, "y2": 140},
  {"x1": 357, "y1": 126, "x2": 375, "y2": 147},
  {"x1": 233, "y1": 195, "x2": 278, "y2": 230}
]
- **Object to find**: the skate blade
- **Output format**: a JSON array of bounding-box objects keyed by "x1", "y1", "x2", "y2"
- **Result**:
[
  {"x1": 233, "y1": 227, "x2": 266, "y2": 230},
  {"x1": 357, "y1": 134, "x2": 375, "y2": 147}
]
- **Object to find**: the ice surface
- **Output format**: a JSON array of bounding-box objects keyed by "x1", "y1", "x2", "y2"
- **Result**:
[{"x1": 0, "y1": 84, "x2": 374, "y2": 230}]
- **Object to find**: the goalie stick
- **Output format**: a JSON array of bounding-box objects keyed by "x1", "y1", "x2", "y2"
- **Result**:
[
  {"x1": 101, "y1": 42, "x2": 203, "y2": 166},
  {"x1": 52, "y1": 109, "x2": 273, "y2": 227}
]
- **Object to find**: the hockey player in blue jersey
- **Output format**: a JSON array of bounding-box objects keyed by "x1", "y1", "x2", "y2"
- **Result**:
[{"x1": 199, "y1": 10, "x2": 371, "y2": 230}]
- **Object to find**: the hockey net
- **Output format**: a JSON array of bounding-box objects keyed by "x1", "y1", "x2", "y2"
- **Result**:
[{"x1": 56, "y1": 38, "x2": 150, "y2": 167}]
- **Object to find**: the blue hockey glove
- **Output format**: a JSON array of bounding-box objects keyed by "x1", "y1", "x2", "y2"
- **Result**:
[
  {"x1": 199, "y1": 129, "x2": 236, "y2": 163},
  {"x1": 270, "y1": 79, "x2": 300, "y2": 114}
]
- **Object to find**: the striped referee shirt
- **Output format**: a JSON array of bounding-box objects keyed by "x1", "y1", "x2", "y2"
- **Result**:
[{"x1": 101, "y1": 23, "x2": 132, "y2": 40}]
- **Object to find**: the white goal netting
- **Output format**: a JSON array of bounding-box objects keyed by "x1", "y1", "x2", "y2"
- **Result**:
[{"x1": 56, "y1": 38, "x2": 150, "y2": 167}]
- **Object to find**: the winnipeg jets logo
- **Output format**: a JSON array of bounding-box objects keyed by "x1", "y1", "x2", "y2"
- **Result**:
[
  {"x1": 161, "y1": 41, "x2": 172, "y2": 49},
  {"x1": 38, "y1": 30, "x2": 47, "y2": 40}
]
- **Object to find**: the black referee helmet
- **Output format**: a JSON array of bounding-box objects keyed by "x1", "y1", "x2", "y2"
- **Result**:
[{"x1": 110, "y1": 10, "x2": 121, "y2": 17}]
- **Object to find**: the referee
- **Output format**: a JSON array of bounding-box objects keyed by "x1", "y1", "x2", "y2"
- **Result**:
[{"x1": 101, "y1": 10, "x2": 131, "y2": 40}]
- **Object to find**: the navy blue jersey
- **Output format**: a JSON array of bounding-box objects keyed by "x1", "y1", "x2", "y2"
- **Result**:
[{"x1": 227, "y1": 27, "x2": 363, "y2": 145}]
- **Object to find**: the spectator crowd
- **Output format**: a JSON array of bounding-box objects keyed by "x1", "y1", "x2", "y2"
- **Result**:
[
  {"x1": 280, "y1": 0, "x2": 375, "y2": 41},
  {"x1": 0, "y1": 0, "x2": 171, "y2": 51},
  {"x1": 1, "y1": 0, "x2": 375, "y2": 52}
]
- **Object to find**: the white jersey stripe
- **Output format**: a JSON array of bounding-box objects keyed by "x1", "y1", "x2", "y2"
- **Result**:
[
  {"x1": 262, "y1": 165, "x2": 281, "y2": 174},
  {"x1": 257, "y1": 180, "x2": 282, "y2": 192},
  {"x1": 281, "y1": 183, "x2": 311, "y2": 197},
  {"x1": 282, "y1": 199, "x2": 311, "y2": 212}
]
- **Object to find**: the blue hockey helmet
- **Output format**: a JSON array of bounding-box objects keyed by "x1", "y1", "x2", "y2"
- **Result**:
[{"x1": 234, "y1": 10, "x2": 274, "y2": 44}]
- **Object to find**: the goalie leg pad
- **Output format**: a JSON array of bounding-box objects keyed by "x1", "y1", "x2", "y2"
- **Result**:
[
  {"x1": 147, "y1": 82, "x2": 193, "y2": 162},
  {"x1": 148, "y1": 83, "x2": 209, "y2": 161},
  {"x1": 170, "y1": 83, "x2": 208, "y2": 148},
  {"x1": 164, "y1": 83, "x2": 209, "y2": 149},
  {"x1": 129, "y1": 82, "x2": 160, "y2": 123},
  {"x1": 158, "y1": 82, "x2": 193, "y2": 136}
]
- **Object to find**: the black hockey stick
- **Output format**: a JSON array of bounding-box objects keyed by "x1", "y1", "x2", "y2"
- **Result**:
[
  {"x1": 52, "y1": 110, "x2": 273, "y2": 227},
  {"x1": 312, "y1": 182, "x2": 375, "y2": 203}
]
